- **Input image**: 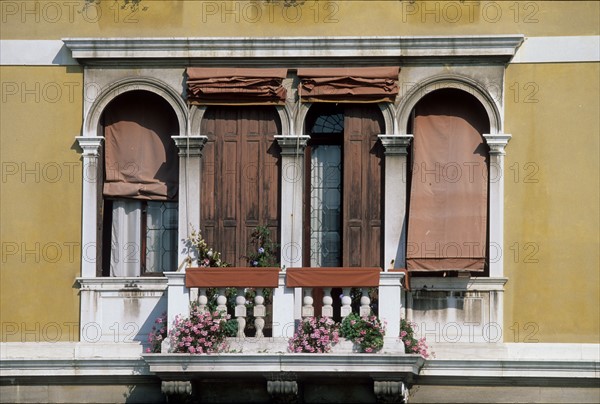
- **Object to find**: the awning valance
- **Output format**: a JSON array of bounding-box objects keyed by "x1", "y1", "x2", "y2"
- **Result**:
[
  {"x1": 297, "y1": 67, "x2": 400, "y2": 103},
  {"x1": 186, "y1": 68, "x2": 287, "y2": 105}
]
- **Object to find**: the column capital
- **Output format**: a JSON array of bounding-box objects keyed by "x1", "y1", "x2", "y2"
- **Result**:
[
  {"x1": 76, "y1": 136, "x2": 103, "y2": 157},
  {"x1": 378, "y1": 134, "x2": 413, "y2": 155},
  {"x1": 274, "y1": 135, "x2": 310, "y2": 156},
  {"x1": 483, "y1": 134, "x2": 511, "y2": 155},
  {"x1": 172, "y1": 135, "x2": 208, "y2": 157}
]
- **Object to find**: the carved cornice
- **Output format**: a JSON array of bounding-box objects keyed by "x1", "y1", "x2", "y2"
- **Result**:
[
  {"x1": 63, "y1": 36, "x2": 524, "y2": 65},
  {"x1": 275, "y1": 135, "x2": 310, "y2": 156},
  {"x1": 378, "y1": 134, "x2": 413, "y2": 156},
  {"x1": 483, "y1": 134, "x2": 512, "y2": 155},
  {"x1": 172, "y1": 136, "x2": 208, "y2": 157},
  {"x1": 76, "y1": 136, "x2": 103, "y2": 157}
]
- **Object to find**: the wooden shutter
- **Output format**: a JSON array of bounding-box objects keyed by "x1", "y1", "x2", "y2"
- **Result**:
[
  {"x1": 342, "y1": 105, "x2": 384, "y2": 267},
  {"x1": 201, "y1": 106, "x2": 280, "y2": 266}
]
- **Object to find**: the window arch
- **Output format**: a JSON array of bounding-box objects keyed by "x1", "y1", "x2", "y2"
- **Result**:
[
  {"x1": 100, "y1": 90, "x2": 180, "y2": 276},
  {"x1": 303, "y1": 103, "x2": 385, "y2": 268},
  {"x1": 406, "y1": 88, "x2": 490, "y2": 273}
]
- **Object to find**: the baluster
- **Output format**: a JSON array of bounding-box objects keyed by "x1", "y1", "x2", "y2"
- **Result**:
[
  {"x1": 301, "y1": 288, "x2": 314, "y2": 318},
  {"x1": 340, "y1": 287, "x2": 352, "y2": 319},
  {"x1": 197, "y1": 288, "x2": 208, "y2": 313},
  {"x1": 216, "y1": 288, "x2": 228, "y2": 316},
  {"x1": 253, "y1": 289, "x2": 266, "y2": 338},
  {"x1": 359, "y1": 288, "x2": 371, "y2": 317},
  {"x1": 235, "y1": 292, "x2": 247, "y2": 338},
  {"x1": 322, "y1": 288, "x2": 333, "y2": 318}
]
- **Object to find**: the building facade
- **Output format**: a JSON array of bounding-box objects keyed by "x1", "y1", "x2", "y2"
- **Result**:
[{"x1": 1, "y1": 1, "x2": 599, "y2": 403}]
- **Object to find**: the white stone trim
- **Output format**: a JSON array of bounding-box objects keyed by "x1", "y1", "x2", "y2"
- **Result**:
[
  {"x1": 0, "y1": 40, "x2": 77, "y2": 65},
  {"x1": 397, "y1": 75, "x2": 503, "y2": 134},
  {"x1": 410, "y1": 277, "x2": 508, "y2": 292},
  {"x1": 62, "y1": 36, "x2": 524, "y2": 61},
  {"x1": 512, "y1": 36, "x2": 600, "y2": 64},
  {"x1": 5, "y1": 36, "x2": 600, "y2": 66}
]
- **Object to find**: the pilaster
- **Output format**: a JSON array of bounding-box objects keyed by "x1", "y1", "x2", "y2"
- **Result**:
[
  {"x1": 76, "y1": 136, "x2": 103, "y2": 278},
  {"x1": 483, "y1": 134, "x2": 511, "y2": 278},
  {"x1": 172, "y1": 135, "x2": 208, "y2": 269},
  {"x1": 378, "y1": 135, "x2": 413, "y2": 269}
]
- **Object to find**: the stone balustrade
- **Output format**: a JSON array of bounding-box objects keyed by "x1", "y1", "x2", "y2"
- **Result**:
[{"x1": 163, "y1": 268, "x2": 406, "y2": 353}]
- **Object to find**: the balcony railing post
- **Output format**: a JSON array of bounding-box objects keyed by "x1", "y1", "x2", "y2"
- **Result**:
[
  {"x1": 272, "y1": 271, "x2": 295, "y2": 339},
  {"x1": 340, "y1": 288, "x2": 352, "y2": 319},
  {"x1": 216, "y1": 288, "x2": 227, "y2": 315},
  {"x1": 235, "y1": 293, "x2": 247, "y2": 338},
  {"x1": 253, "y1": 290, "x2": 266, "y2": 338},
  {"x1": 322, "y1": 288, "x2": 333, "y2": 318},
  {"x1": 359, "y1": 288, "x2": 371, "y2": 317},
  {"x1": 163, "y1": 271, "x2": 190, "y2": 353},
  {"x1": 379, "y1": 272, "x2": 405, "y2": 350},
  {"x1": 301, "y1": 288, "x2": 314, "y2": 318},
  {"x1": 197, "y1": 288, "x2": 208, "y2": 313}
]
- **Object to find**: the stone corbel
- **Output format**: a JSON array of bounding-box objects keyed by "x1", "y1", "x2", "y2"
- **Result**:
[
  {"x1": 267, "y1": 379, "x2": 299, "y2": 404},
  {"x1": 161, "y1": 380, "x2": 192, "y2": 395},
  {"x1": 373, "y1": 380, "x2": 409, "y2": 404}
]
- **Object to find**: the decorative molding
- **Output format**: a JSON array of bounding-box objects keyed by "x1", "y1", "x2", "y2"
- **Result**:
[
  {"x1": 62, "y1": 36, "x2": 524, "y2": 62},
  {"x1": 274, "y1": 135, "x2": 310, "y2": 156},
  {"x1": 161, "y1": 381, "x2": 192, "y2": 395},
  {"x1": 172, "y1": 136, "x2": 209, "y2": 157},
  {"x1": 76, "y1": 277, "x2": 168, "y2": 291},
  {"x1": 409, "y1": 277, "x2": 508, "y2": 292},
  {"x1": 75, "y1": 136, "x2": 103, "y2": 157},
  {"x1": 484, "y1": 134, "x2": 512, "y2": 155},
  {"x1": 378, "y1": 134, "x2": 413, "y2": 155},
  {"x1": 373, "y1": 380, "x2": 409, "y2": 404}
]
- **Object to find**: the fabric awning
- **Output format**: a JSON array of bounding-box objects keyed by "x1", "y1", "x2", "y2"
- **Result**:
[
  {"x1": 297, "y1": 67, "x2": 399, "y2": 103},
  {"x1": 103, "y1": 91, "x2": 179, "y2": 201},
  {"x1": 186, "y1": 68, "x2": 287, "y2": 105},
  {"x1": 406, "y1": 89, "x2": 489, "y2": 271}
]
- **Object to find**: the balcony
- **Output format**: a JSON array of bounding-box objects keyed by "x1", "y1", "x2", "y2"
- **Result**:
[{"x1": 137, "y1": 267, "x2": 421, "y2": 402}]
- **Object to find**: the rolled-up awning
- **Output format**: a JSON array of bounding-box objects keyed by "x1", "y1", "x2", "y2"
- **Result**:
[
  {"x1": 297, "y1": 67, "x2": 399, "y2": 103},
  {"x1": 186, "y1": 68, "x2": 287, "y2": 105}
]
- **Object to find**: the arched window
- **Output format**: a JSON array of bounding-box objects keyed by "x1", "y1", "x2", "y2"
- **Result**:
[
  {"x1": 407, "y1": 89, "x2": 490, "y2": 273},
  {"x1": 100, "y1": 90, "x2": 179, "y2": 276},
  {"x1": 304, "y1": 104, "x2": 385, "y2": 268}
]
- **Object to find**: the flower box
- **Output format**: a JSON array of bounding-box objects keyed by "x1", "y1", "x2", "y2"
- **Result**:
[
  {"x1": 185, "y1": 267, "x2": 281, "y2": 288},
  {"x1": 286, "y1": 267, "x2": 381, "y2": 288}
]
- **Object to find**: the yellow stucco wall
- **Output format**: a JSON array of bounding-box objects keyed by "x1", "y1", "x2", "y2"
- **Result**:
[
  {"x1": 0, "y1": 1, "x2": 598, "y2": 39},
  {"x1": 0, "y1": 1, "x2": 598, "y2": 344},
  {"x1": 504, "y1": 62, "x2": 600, "y2": 343},
  {"x1": 1, "y1": 66, "x2": 84, "y2": 342}
]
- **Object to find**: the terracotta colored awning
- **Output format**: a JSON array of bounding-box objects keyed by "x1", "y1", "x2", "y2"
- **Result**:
[
  {"x1": 297, "y1": 67, "x2": 399, "y2": 103},
  {"x1": 185, "y1": 267, "x2": 280, "y2": 288},
  {"x1": 103, "y1": 91, "x2": 179, "y2": 201},
  {"x1": 186, "y1": 68, "x2": 287, "y2": 105},
  {"x1": 286, "y1": 267, "x2": 381, "y2": 288}
]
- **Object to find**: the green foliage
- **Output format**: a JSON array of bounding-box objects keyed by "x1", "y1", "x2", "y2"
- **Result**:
[
  {"x1": 185, "y1": 227, "x2": 230, "y2": 267},
  {"x1": 340, "y1": 313, "x2": 386, "y2": 353},
  {"x1": 244, "y1": 226, "x2": 279, "y2": 267}
]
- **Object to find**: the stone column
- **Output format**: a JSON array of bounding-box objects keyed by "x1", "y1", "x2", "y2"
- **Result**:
[
  {"x1": 483, "y1": 134, "x2": 511, "y2": 278},
  {"x1": 378, "y1": 135, "x2": 413, "y2": 270},
  {"x1": 274, "y1": 135, "x2": 309, "y2": 269},
  {"x1": 172, "y1": 136, "x2": 208, "y2": 269},
  {"x1": 76, "y1": 136, "x2": 103, "y2": 278}
]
